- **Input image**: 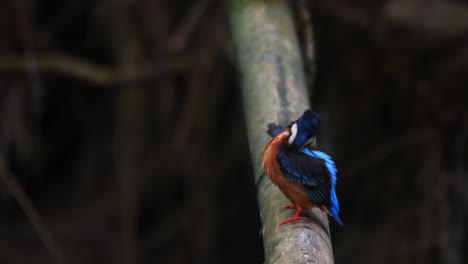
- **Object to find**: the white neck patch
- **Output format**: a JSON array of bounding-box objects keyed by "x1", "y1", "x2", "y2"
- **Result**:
[{"x1": 288, "y1": 123, "x2": 297, "y2": 145}]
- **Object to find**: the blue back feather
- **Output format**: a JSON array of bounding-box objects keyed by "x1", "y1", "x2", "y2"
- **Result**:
[{"x1": 302, "y1": 148, "x2": 342, "y2": 225}]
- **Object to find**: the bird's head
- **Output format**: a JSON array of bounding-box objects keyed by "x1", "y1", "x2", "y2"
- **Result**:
[{"x1": 287, "y1": 110, "x2": 321, "y2": 150}]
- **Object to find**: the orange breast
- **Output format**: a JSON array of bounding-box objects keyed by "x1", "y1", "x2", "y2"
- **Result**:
[{"x1": 262, "y1": 131, "x2": 315, "y2": 210}]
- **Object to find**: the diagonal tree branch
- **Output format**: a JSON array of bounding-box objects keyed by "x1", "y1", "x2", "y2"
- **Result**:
[
  {"x1": 227, "y1": 0, "x2": 335, "y2": 263},
  {"x1": 0, "y1": 157, "x2": 65, "y2": 264}
]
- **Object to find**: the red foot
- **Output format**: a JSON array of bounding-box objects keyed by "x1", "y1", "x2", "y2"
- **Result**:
[
  {"x1": 278, "y1": 206, "x2": 307, "y2": 226},
  {"x1": 282, "y1": 204, "x2": 296, "y2": 209}
]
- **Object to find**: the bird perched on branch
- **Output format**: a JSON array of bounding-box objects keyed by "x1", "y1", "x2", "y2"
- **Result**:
[{"x1": 262, "y1": 110, "x2": 343, "y2": 226}]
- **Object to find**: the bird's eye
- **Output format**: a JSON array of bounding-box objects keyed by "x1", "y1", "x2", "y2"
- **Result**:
[{"x1": 288, "y1": 123, "x2": 297, "y2": 145}]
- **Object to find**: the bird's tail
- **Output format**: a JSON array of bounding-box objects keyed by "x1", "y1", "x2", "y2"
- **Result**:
[
  {"x1": 322, "y1": 206, "x2": 344, "y2": 226},
  {"x1": 331, "y1": 214, "x2": 344, "y2": 226}
]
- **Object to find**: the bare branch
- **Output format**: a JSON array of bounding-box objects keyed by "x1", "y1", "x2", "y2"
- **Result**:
[
  {"x1": 228, "y1": 0, "x2": 335, "y2": 263},
  {"x1": 0, "y1": 157, "x2": 65, "y2": 264},
  {"x1": 0, "y1": 54, "x2": 194, "y2": 85}
]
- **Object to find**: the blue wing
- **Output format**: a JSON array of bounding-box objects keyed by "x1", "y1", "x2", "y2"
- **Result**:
[
  {"x1": 277, "y1": 150, "x2": 331, "y2": 207},
  {"x1": 301, "y1": 148, "x2": 341, "y2": 223},
  {"x1": 277, "y1": 147, "x2": 342, "y2": 225}
]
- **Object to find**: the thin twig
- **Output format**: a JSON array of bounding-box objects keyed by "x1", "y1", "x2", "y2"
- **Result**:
[
  {"x1": 167, "y1": 0, "x2": 212, "y2": 52},
  {"x1": 0, "y1": 157, "x2": 65, "y2": 264},
  {"x1": 0, "y1": 54, "x2": 114, "y2": 84},
  {"x1": 108, "y1": 1, "x2": 146, "y2": 263},
  {"x1": 171, "y1": 16, "x2": 222, "y2": 148},
  {"x1": 12, "y1": 0, "x2": 44, "y2": 115},
  {"x1": 0, "y1": 54, "x2": 194, "y2": 85}
]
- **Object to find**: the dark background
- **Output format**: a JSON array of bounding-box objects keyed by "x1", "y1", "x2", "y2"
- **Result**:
[{"x1": 0, "y1": 0, "x2": 467, "y2": 263}]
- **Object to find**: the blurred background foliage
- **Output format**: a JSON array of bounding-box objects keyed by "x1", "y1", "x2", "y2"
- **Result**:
[{"x1": 0, "y1": 0, "x2": 467, "y2": 263}]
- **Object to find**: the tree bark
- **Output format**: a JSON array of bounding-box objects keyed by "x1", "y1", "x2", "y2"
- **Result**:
[
  {"x1": 227, "y1": 0, "x2": 335, "y2": 263},
  {"x1": 108, "y1": 1, "x2": 146, "y2": 263}
]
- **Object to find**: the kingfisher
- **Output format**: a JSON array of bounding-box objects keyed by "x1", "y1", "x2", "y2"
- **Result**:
[{"x1": 262, "y1": 110, "x2": 343, "y2": 226}]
